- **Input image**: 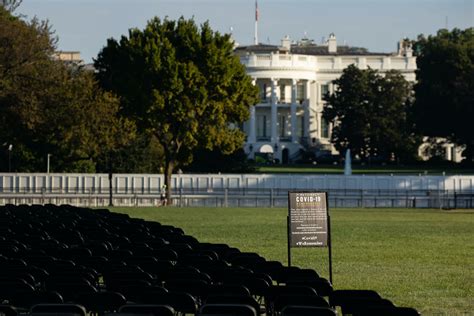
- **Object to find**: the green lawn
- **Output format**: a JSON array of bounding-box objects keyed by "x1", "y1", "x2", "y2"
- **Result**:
[
  {"x1": 111, "y1": 207, "x2": 474, "y2": 315},
  {"x1": 256, "y1": 164, "x2": 474, "y2": 175}
]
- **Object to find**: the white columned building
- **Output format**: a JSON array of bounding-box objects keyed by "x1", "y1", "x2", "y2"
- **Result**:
[{"x1": 236, "y1": 35, "x2": 417, "y2": 163}]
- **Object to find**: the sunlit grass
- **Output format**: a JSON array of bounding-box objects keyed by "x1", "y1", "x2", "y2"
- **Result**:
[
  {"x1": 111, "y1": 207, "x2": 474, "y2": 315},
  {"x1": 256, "y1": 164, "x2": 474, "y2": 175}
]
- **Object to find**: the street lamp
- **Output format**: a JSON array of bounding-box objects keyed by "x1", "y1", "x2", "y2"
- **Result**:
[
  {"x1": 47, "y1": 154, "x2": 52, "y2": 173},
  {"x1": 8, "y1": 144, "x2": 12, "y2": 172}
]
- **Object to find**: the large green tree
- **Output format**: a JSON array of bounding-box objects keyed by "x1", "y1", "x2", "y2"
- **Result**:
[
  {"x1": 95, "y1": 17, "x2": 258, "y2": 203},
  {"x1": 0, "y1": 7, "x2": 134, "y2": 171},
  {"x1": 413, "y1": 28, "x2": 474, "y2": 162},
  {"x1": 323, "y1": 65, "x2": 419, "y2": 162}
]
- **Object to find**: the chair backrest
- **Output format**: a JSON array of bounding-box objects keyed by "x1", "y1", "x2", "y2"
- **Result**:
[
  {"x1": 281, "y1": 305, "x2": 337, "y2": 316},
  {"x1": 47, "y1": 282, "x2": 98, "y2": 302},
  {"x1": 273, "y1": 295, "x2": 329, "y2": 312},
  {"x1": 224, "y1": 276, "x2": 270, "y2": 297},
  {"x1": 329, "y1": 289, "x2": 381, "y2": 307},
  {"x1": 286, "y1": 278, "x2": 333, "y2": 297},
  {"x1": 76, "y1": 291, "x2": 127, "y2": 313},
  {"x1": 30, "y1": 304, "x2": 87, "y2": 316},
  {"x1": 6, "y1": 291, "x2": 63, "y2": 309},
  {"x1": 0, "y1": 305, "x2": 18, "y2": 316},
  {"x1": 267, "y1": 285, "x2": 319, "y2": 298},
  {"x1": 0, "y1": 279, "x2": 35, "y2": 296},
  {"x1": 114, "y1": 285, "x2": 168, "y2": 302},
  {"x1": 206, "y1": 284, "x2": 251, "y2": 298},
  {"x1": 164, "y1": 278, "x2": 210, "y2": 299},
  {"x1": 165, "y1": 270, "x2": 212, "y2": 283},
  {"x1": 339, "y1": 297, "x2": 394, "y2": 315},
  {"x1": 134, "y1": 292, "x2": 198, "y2": 314},
  {"x1": 199, "y1": 303, "x2": 257, "y2": 316},
  {"x1": 205, "y1": 295, "x2": 261, "y2": 316},
  {"x1": 119, "y1": 304, "x2": 174, "y2": 316}
]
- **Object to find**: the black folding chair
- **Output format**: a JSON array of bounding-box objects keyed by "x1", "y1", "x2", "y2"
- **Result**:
[
  {"x1": 199, "y1": 303, "x2": 257, "y2": 316},
  {"x1": 30, "y1": 304, "x2": 87, "y2": 316},
  {"x1": 119, "y1": 304, "x2": 174, "y2": 316},
  {"x1": 76, "y1": 291, "x2": 127, "y2": 315},
  {"x1": 133, "y1": 291, "x2": 198, "y2": 315},
  {"x1": 5, "y1": 291, "x2": 63, "y2": 309},
  {"x1": 0, "y1": 305, "x2": 18, "y2": 316},
  {"x1": 286, "y1": 278, "x2": 333, "y2": 297},
  {"x1": 204, "y1": 295, "x2": 263, "y2": 316},
  {"x1": 329, "y1": 289, "x2": 381, "y2": 308},
  {"x1": 281, "y1": 305, "x2": 337, "y2": 316},
  {"x1": 273, "y1": 295, "x2": 329, "y2": 314}
]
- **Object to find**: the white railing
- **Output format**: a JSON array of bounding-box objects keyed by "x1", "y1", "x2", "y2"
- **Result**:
[
  {"x1": 0, "y1": 173, "x2": 473, "y2": 208},
  {"x1": 240, "y1": 54, "x2": 415, "y2": 72},
  {"x1": 240, "y1": 54, "x2": 318, "y2": 69}
]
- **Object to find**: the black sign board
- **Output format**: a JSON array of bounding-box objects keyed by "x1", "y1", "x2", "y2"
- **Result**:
[
  {"x1": 287, "y1": 191, "x2": 333, "y2": 284},
  {"x1": 288, "y1": 191, "x2": 328, "y2": 247}
]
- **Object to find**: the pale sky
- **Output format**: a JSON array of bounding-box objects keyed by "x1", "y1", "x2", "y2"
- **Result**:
[{"x1": 17, "y1": 0, "x2": 474, "y2": 63}]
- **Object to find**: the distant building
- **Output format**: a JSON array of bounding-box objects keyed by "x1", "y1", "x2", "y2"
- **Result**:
[
  {"x1": 235, "y1": 34, "x2": 418, "y2": 163},
  {"x1": 53, "y1": 51, "x2": 95, "y2": 71},
  {"x1": 54, "y1": 51, "x2": 84, "y2": 65}
]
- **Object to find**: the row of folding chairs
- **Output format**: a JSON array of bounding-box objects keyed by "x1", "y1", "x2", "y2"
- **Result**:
[{"x1": 0, "y1": 204, "x2": 419, "y2": 315}]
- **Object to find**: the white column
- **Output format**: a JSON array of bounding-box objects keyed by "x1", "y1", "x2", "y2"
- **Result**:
[
  {"x1": 249, "y1": 106, "x2": 256, "y2": 143},
  {"x1": 317, "y1": 112, "x2": 322, "y2": 138},
  {"x1": 271, "y1": 78, "x2": 278, "y2": 143},
  {"x1": 304, "y1": 80, "x2": 310, "y2": 138},
  {"x1": 291, "y1": 79, "x2": 297, "y2": 142},
  {"x1": 446, "y1": 145, "x2": 453, "y2": 161},
  {"x1": 248, "y1": 78, "x2": 257, "y2": 144}
]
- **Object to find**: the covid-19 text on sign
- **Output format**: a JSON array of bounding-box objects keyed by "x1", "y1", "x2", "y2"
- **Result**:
[{"x1": 288, "y1": 192, "x2": 328, "y2": 247}]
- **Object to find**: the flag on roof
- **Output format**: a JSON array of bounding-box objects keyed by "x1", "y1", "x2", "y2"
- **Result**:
[{"x1": 255, "y1": 0, "x2": 259, "y2": 21}]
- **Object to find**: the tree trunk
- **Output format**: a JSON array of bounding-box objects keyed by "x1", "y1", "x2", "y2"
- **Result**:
[{"x1": 164, "y1": 158, "x2": 174, "y2": 205}]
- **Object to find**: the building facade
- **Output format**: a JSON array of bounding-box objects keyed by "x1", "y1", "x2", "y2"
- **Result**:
[{"x1": 236, "y1": 35, "x2": 417, "y2": 163}]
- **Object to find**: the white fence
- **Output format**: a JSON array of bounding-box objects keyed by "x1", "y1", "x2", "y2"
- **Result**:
[{"x1": 1, "y1": 173, "x2": 473, "y2": 208}]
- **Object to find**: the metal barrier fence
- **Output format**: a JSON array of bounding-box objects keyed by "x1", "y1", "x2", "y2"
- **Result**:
[{"x1": 0, "y1": 187, "x2": 472, "y2": 209}]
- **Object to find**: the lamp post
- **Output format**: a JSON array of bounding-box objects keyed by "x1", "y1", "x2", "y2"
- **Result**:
[
  {"x1": 8, "y1": 144, "x2": 12, "y2": 172},
  {"x1": 47, "y1": 154, "x2": 51, "y2": 173}
]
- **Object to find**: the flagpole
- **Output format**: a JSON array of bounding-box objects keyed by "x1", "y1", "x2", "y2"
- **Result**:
[{"x1": 254, "y1": 0, "x2": 258, "y2": 45}]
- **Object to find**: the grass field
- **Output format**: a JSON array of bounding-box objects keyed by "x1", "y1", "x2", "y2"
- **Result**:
[
  {"x1": 256, "y1": 164, "x2": 474, "y2": 175},
  {"x1": 111, "y1": 206, "x2": 474, "y2": 315}
]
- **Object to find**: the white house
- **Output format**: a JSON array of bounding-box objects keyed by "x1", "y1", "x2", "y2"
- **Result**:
[{"x1": 236, "y1": 34, "x2": 417, "y2": 163}]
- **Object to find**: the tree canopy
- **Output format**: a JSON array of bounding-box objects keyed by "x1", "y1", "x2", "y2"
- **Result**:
[
  {"x1": 0, "y1": 0, "x2": 22, "y2": 13},
  {"x1": 0, "y1": 6, "x2": 134, "y2": 172},
  {"x1": 95, "y1": 17, "x2": 258, "y2": 202},
  {"x1": 413, "y1": 28, "x2": 474, "y2": 162},
  {"x1": 323, "y1": 65, "x2": 419, "y2": 162}
]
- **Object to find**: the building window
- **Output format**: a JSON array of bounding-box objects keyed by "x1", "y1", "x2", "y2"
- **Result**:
[
  {"x1": 321, "y1": 84, "x2": 329, "y2": 100},
  {"x1": 261, "y1": 83, "x2": 267, "y2": 101},
  {"x1": 278, "y1": 114, "x2": 286, "y2": 138},
  {"x1": 321, "y1": 118, "x2": 329, "y2": 138},
  {"x1": 300, "y1": 116, "x2": 304, "y2": 137},
  {"x1": 296, "y1": 83, "x2": 305, "y2": 102},
  {"x1": 280, "y1": 84, "x2": 286, "y2": 102},
  {"x1": 257, "y1": 115, "x2": 268, "y2": 138}
]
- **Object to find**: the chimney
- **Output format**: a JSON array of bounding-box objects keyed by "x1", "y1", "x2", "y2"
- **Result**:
[
  {"x1": 328, "y1": 33, "x2": 337, "y2": 53},
  {"x1": 398, "y1": 39, "x2": 413, "y2": 57},
  {"x1": 281, "y1": 35, "x2": 291, "y2": 50}
]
